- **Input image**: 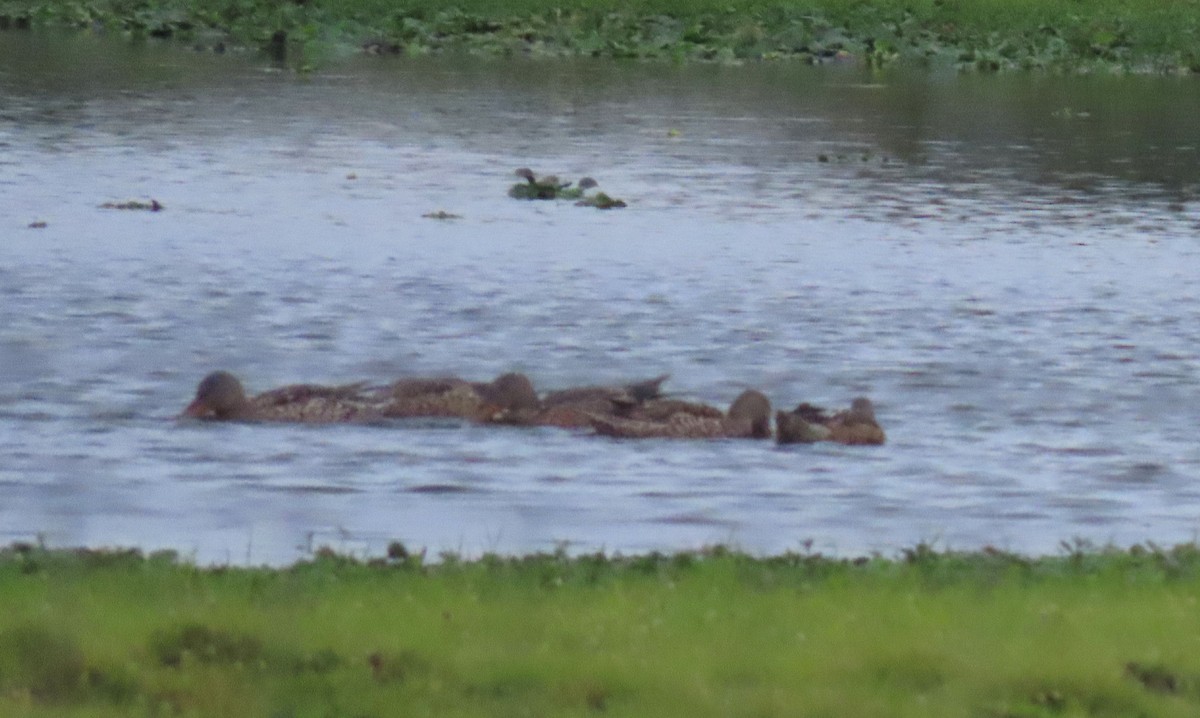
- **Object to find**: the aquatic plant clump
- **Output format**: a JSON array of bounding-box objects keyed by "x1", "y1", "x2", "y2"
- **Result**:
[
  {"x1": 1, "y1": 0, "x2": 1198, "y2": 73},
  {"x1": 508, "y1": 168, "x2": 626, "y2": 208}
]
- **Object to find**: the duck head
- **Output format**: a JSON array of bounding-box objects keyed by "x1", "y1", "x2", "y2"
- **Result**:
[
  {"x1": 845, "y1": 397, "x2": 877, "y2": 423},
  {"x1": 477, "y1": 372, "x2": 540, "y2": 422},
  {"x1": 728, "y1": 389, "x2": 772, "y2": 439},
  {"x1": 182, "y1": 370, "x2": 249, "y2": 419}
]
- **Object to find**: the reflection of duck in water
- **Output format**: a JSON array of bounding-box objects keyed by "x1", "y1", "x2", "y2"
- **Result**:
[
  {"x1": 180, "y1": 371, "x2": 380, "y2": 423},
  {"x1": 479, "y1": 373, "x2": 671, "y2": 428},
  {"x1": 775, "y1": 397, "x2": 886, "y2": 445},
  {"x1": 587, "y1": 389, "x2": 773, "y2": 440}
]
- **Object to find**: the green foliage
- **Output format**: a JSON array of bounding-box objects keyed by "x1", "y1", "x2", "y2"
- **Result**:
[
  {"x1": 152, "y1": 623, "x2": 267, "y2": 668},
  {"x1": 4, "y1": 543, "x2": 1200, "y2": 715},
  {"x1": 1, "y1": 0, "x2": 1198, "y2": 72},
  {"x1": 507, "y1": 169, "x2": 624, "y2": 207},
  {"x1": 0, "y1": 624, "x2": 90, "y2": 703},
  {"x1": 0, "y1": 623, "x2": 139, "y2": 706}
]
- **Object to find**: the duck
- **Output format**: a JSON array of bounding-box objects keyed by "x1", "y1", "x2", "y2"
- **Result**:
[
  {"x1": 474, "y1": 372, "x2": 543, "y2": 422},
  {"x1": 477, "y1": 373, "x2": 673, "y2": 429},
  {"x1": 180, "y1": 370, "x2": 381, "y2": 423},
  {"x1": 542, "y1": 373, "x2": 668, "y2": 407},
  {"x1": 373, "y1": 375, "x2": 489, "y2": 419},
  {"x1": 374, "y1": 371, "x2": 564, "y2": 423},
  {"x1": 775, "y1": 397, "x2": 885, "y2": 445},
  {"x1": 538, "y1": 373, "x2": 670, "y2": 426},
  {"x1": 472, "y1": 372, "x2": 598, "y2": 428},
  {"x1": 586, "y1": 389, "x2": 772, "y2": 440},
  {"x1": 509, "y1": 168, "x2": 568, "y2": 200},
  {"x1": 616, "y1": 396, "x2": 724, "y2": 422}
]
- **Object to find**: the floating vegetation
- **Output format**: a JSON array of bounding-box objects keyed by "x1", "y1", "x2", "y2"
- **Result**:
[
  {"x1": 99, "y1": 199, "x2": 163, "y2": 211},
  {"x1": 574, "y1": 191, "x2": 627, "y2": 209},
  {"x1": 421, "y1": 210, "x2": 462, "y2": 220},
  {"x1": 508, "y1": 168, "x2": 624, "y2": 208},
  {"x1": 817, "y1": 151, "x2": 890, "y2": 165}
]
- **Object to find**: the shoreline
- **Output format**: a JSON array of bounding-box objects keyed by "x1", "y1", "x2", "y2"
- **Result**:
[
  {"x1": 2, "y1": 0, "x2": 1198, "y2": 74},
  {"x1": 6, "y1": 538, "x2": 1198, "y2": 569}
]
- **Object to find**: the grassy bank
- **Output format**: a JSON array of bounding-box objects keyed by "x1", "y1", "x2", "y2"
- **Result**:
[
  {"x1": 4, "y1": 542, "x2": 1200, "y2": 716},
  {"x1": 1, "y1": 0, "x2": 1199, "y2": 72}
]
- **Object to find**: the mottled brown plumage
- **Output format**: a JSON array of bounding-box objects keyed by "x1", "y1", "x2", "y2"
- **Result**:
[
  {"x1": 588, "y1": 389, "x2": 772, "y2": 440},
  {"x1": 776, "y1": 397, "x2": 885, "y2": 445},
  {"x1": 622, "y1": 398, "x2": 724, "y2": 422},
  {"x1": 375, "y1": 376, "x2": 485, "y2": 418},
  {"x1": 475, "y1": 372, "x2": 542, "y2": 423},
  {"x1": 542, "y1": 373, "x2": 669, "y2": 409},
  {"x1": 480, "y1": 373, "x2": 672, "y2": 429},
  {"x1": 774, "y1": 410, "x2": 832, "y2": 443},
  {"x1": 533, "y1": 374, "x2": 671, "y2": 428},
  {"x1": 181, "y1": 371, "x2": 380, "y2": 423}
]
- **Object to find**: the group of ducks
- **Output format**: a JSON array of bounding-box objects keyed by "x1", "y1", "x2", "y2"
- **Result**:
[{"x1": 181, "y1": 370, "x2": 886, "y2": 445}]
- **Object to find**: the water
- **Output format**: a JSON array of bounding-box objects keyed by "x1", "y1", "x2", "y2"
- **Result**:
[{"x1": 3, "y1": 32, "x2": 1200, "y2": 564}]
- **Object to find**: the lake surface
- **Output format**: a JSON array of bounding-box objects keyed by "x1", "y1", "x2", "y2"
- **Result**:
[{"x1": 3, "y1": 32, "x2": 1200, "y2": 564}]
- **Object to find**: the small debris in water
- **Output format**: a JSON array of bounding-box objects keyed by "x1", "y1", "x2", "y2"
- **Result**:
[
  {"x1": 422, "y1": 210, "x2": 462, "y2": 220},
  {"x1": 100, "y1": 199, "x2": 164, "y2": 212}
]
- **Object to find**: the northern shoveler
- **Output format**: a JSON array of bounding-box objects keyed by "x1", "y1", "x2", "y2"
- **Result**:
[
  {"x1": 180, "y1": 371, "x2": 380, "y2": 423},
  {"x1": 776, "y1": 397, "x2": 886, "y2": 445},
  {"x1": 542, "y1": 373, "x2": 669, "y2": 408},
  {"x1": 374, "y1": 376, "x2": 487, "y2": 419},
  {"x1": 475, "y1": 372, "x2": 542, "y2": 422},
  {"x1": 587, "y1": 389, "x2": 772, "y2": 440},
  {"x1": 475, "y1": 373, "x2": 673, "y2": 428},
  {"x1": 375, "y1": 372, "x2": 552, "y2": 423},
  {"x1": 533, "y1": 373, "x2": 670, "y2": 427}
]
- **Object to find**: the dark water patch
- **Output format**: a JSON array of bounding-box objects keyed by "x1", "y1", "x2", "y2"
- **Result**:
[
  {"x1": 654, "y1": 512, "x2": 733, "y2": 527},
  {"x1": 261, "y1": 484, "x2": 363, "y2": 496},
  {"x1": 638, "y1": 490, "x2": 704, "y2": 499},
  {"x1": 406, "y1": 484, "x2": 482, "y2": 495},
  {"x1": 1020, "y1": 444, "x2": 1122, "y2": 458},
  {"x1": 86, "y1": 410, "x2": 140, "y2": 422},
  {"x1": 989, "y1": 509, "x2": 1053, "y2": 521},
  {"x1": 748, "y1": 490, "x2": 795, "y2": 501},
  {"x1": 1046, "y1": 494, "x2": 1131, "y2": 512},
  {"x1": 1105, "y1": 462, "x2": 1171, "y2": 485},
  {"x1": 536, "y1": 475, "x2": 571, "y2": 485}
]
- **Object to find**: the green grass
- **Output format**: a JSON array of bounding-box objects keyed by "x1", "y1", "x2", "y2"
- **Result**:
[
  {"x1": 1, "y1": 0, "x2": 1199, "y2": 72},
  {"x1": 4, "y1": 542, "x2": 1200, "y2": 716}
]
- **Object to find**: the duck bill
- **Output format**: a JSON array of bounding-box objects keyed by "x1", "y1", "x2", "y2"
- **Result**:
[
  {"x1": 475, "y1": 401, "x2": 507, "y2": 422},
  {"x1": 180, "y1": 398, "x2": 212, "y2": 419}
]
